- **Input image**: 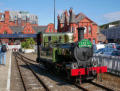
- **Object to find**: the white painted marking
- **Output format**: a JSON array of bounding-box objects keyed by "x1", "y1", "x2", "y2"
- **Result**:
[
  {"x1": 7, "y1": 51, "x2": 12, "y2": 91},
  {"x1": 49, "y1": 85, "x2": 53, "y2": 88}
]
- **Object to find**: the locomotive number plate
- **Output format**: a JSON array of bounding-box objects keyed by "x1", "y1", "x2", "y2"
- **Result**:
[{"x1": 78, "y1": 39, "x2": 92, "y2": 48}]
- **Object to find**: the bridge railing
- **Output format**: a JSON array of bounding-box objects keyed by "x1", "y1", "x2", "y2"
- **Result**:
[{"x1": 92, "y1": 54, "x2": 120, "y2": 76}]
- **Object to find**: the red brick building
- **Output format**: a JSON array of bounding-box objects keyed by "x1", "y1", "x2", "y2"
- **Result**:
[
  {"x1": 0, "y1": 11, "x2": 56, "y2": 44},
  {"x1": 57, "y1": 9, "x2": 98, "y2": 44}
]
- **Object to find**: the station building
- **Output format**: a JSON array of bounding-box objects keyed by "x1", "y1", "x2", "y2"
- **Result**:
[
  {"x1": 100, "y1": 25, "x2": 120, "y2": 43},
  {"x1": 98, "y1": 20, "x2": 120, "y2": 43},
  {"x1": 57, "y1": 8, "x2": 98, "y2": 44},
  {"x1": 0, "y1": 11, "x2": 56, "y2": 44}
]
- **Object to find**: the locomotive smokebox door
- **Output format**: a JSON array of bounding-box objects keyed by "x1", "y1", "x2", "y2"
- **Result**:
[
  {"x1": 36, "y1": 32, "x2": 42, "y2": 63},
  {"x1": 77, "y1": 27, "x2": 85, "y2": 41}
]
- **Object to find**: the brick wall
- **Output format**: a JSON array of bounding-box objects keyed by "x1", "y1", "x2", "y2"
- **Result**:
[
  {"x1": 22, "y1": 23, "x2": 36, "y2": 34},
  {"x1": 0, "y1": 24, "x2": 13, "y2": 34},
  {"x1": 57, "y1": 10, "x2": 98, "y2": 44}
]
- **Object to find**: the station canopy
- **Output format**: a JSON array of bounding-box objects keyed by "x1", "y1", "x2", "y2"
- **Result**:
[{"x1": 0, "y1": 34, "x2": 37, "y2": 38}]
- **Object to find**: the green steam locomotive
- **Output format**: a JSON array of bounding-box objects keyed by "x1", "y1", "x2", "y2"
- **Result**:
[{"x1": 36, "y1": 27, "x2": 107, "y2": 83}]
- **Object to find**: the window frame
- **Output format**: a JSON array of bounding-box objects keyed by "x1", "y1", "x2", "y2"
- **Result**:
[{"x1": 88, "y1": 26, "x2": 92, "y2": 34}]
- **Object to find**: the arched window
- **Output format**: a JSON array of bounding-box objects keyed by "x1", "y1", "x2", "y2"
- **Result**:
[
  {"x1": 49, "y1": 28, "x2": 51, "y2": 32},
  {"x1": 71, "y1": 26, "x2": 74, "y2": 33},
  {"x1": 93, "y1": 38, "x2": 96, "y2": 44},
  {"x1": 84, "y1": 26, "x2": 87, "y2": 34},
  {"x1": 51, "y1": 29, "x2": 53, "y2": 32},
  {"x1": 74, "y1": 27, "x2": 76, "y2": 34},
  {"x1": 3, "y1": 31, "x2": 7, "y2": 34},
  {"x1": 88, "y1": 26, "x2": 92, "y2": 34}
]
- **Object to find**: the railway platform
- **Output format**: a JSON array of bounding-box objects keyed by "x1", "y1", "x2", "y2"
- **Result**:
[{"x1": 0, "y1": 50, "x2": 12, "y2": 91}]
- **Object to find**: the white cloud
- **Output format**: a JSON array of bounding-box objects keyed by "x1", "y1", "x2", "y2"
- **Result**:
[{"x1": 103, "y1": 11, "x2": 120, "y2": 22}]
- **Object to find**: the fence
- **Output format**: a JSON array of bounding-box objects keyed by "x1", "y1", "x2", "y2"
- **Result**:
[
  {"x1": 93, "y1": 54, "x2": 120, "y2": 76},
  {"x1": 8, "y1": 45, "x2": 21, "y2": 50}
]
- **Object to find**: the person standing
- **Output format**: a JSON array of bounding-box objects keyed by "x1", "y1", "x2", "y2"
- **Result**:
[
  {"x1": 0, "y1": 45, "x2": 2, "y2": 64},
  {"x1": 1, "y1": 44, "x2": 7, "y2": 65}
]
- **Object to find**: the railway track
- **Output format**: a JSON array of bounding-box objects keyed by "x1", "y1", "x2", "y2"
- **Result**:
[
  {"x1": 14, "y1": 52, "x2": 120, "y2": 91},
  {"x1": 14, "y1": 52, "x2": 50, "y2": 91}
]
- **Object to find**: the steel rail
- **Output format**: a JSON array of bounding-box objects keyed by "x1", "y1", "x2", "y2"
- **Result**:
[
  {"x1": 14, "y1": 53, "x2": 27, "y2": 91},
  {"x1": 15, "y1": 52, "x2": 50, "y2": 91},
  {"x1": 15, "y1": 52, "x2": 115, "y2": 91}
]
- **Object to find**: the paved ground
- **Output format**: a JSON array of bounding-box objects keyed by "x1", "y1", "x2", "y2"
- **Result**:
[{"x1": 0, "y1": 51, "x2": 11, "y2": 91}]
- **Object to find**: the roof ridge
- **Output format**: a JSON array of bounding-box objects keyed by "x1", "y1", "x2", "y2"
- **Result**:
[
  {"x1": 76, "y1": 12, "x2": 86, "y2": 18},
  {"x1": 32, "y1": 25, "x2": 48, "y2": 27}
]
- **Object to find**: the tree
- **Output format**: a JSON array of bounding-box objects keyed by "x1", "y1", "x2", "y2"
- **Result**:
[{"x1": 21, "y1": 38, "x2": 35, "y2": 49}]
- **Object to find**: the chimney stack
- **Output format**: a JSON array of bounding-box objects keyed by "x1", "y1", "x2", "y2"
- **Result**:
[{"x1": 5, "y1": 11, "x2": 9, "y2": 24}]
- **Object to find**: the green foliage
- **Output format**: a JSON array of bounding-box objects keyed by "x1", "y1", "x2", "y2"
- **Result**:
[
  {"x1": 21, "y1": 38, "x2": 35, "y2": 49},
  {"x1": 52, "y1": 48, "x2": 57, "y2": 62}
]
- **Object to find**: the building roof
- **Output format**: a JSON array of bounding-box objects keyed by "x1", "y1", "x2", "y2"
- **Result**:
[
  {"x1": 9, "y1": 25, "x2": 48, "y2": 34},
  {"x1": 60, "y1": 12, "x2": 65, "y2": 23},
  {"x1": 101, "y1": 25, "x2": 120, "y2": 39},
  {"x1": 32, "y1": 26, "x2": 48, "y2": 33},
  {"x1": 59, "y1": 10, "x2": 97, "y2": 25},
  {"x1": 69, "y1": 11, "x2": 76, "y2": 23},
  {"x1": 100, "y1": 20, "x2": 120, "y2": 30},
  {"x1": 75, "y1": 13, "x2": 85, "y2": 23},
  {"x1": 9, "y1": 26, "x2": 24, "y2": 33}
]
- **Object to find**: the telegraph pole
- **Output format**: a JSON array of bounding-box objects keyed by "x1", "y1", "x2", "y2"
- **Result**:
[{"x1": 54, "y1": 0, "x2": 56, "y2": 29}]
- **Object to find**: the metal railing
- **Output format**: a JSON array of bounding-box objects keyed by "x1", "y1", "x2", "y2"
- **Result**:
[{"x1": 93, "y1": 54, "x2": 120, "y2": 76}]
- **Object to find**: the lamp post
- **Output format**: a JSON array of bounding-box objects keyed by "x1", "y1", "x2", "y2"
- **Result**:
[
  {"x1": 36, "y1": 32, "x2": 42, "y2": 63},
  {"x1": 54, "y1": 0, "x2": 56, "y2": 29}
]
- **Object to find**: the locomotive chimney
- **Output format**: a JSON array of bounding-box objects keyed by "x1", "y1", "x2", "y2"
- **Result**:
[{"x1": 77, "y1": 27, "x2": 85, "y2": 41}]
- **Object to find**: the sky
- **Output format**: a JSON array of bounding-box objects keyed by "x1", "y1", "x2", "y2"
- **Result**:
[{"x1": 0, "y1": 0, "x2": 120, "y2": 27}]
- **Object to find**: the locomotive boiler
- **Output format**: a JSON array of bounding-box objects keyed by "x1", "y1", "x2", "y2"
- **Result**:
[{"x1": 36, "y1": 27, "x2": 107, "y2": 83}]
